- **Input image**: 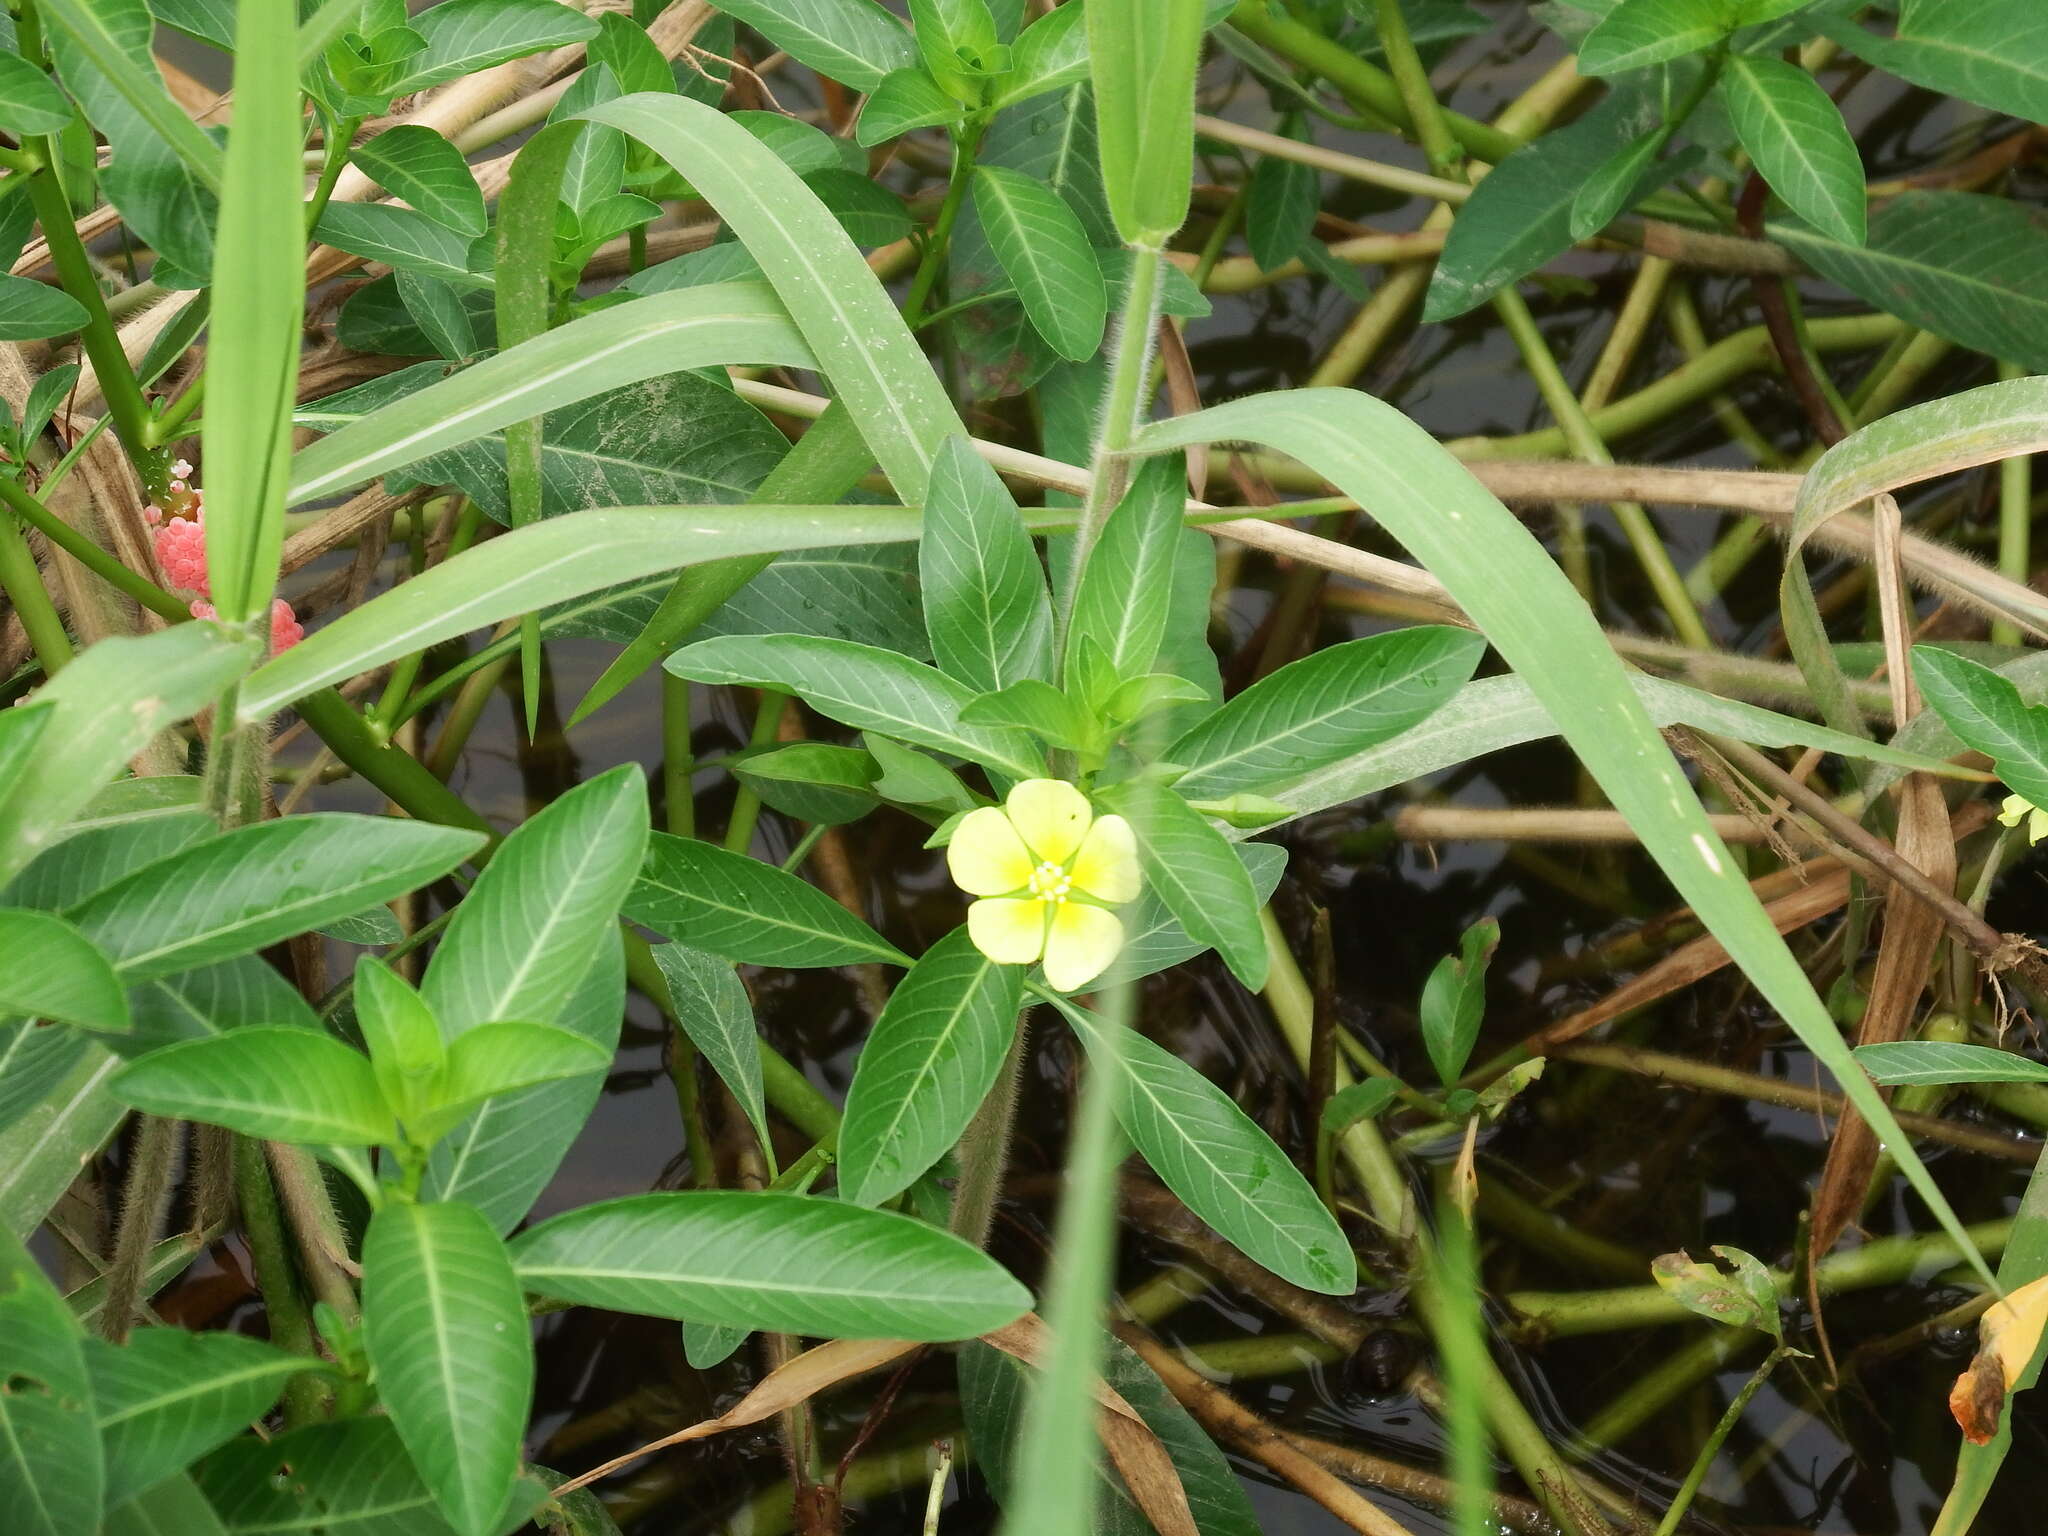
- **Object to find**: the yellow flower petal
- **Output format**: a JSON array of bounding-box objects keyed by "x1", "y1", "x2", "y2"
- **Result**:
[
  {"x1": 2001, "y1": 794, "x2": 2031, "y2": 829},
  {"x1": 2032, "y1": 808, "x2": 2048, "y2": 847},
  {"x1": 1042, "y1": 902, "x2": 1124, "y2": 992},
  {"x1": 1005, "y1": 778, "x2": 1093, "y2": 863},
  {"x1": 1069, "y1": 812, "x2": 1140, "y2": 904},
  {"x1": 948, "y1": 806, "x2": 1035, "y2": 895},
  {"x1": 968, "y1": 898, "x2": 1049, "y2": 965}
]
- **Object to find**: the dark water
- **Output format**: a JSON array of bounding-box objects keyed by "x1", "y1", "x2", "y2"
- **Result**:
[{"x1": 222, "y1": 6, "x2": 2048, "y2": 1533}]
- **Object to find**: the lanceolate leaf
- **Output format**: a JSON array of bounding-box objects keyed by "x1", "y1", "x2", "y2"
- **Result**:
[
  {"x1": 1819, "y1": 1, "x2": 2048, "y2": 128},
  {"x1": 0, "y1": 909, "x2": 129, "y2": 1031},
  {"x1": 348, "y1": 125, "x2": 488, "y2": 237},
  {"x1": 88, "y1": 1328, "x2": 307, "y2": 1506},
  {"x1": 628, "y1": 832, "x2": 909, "y2": 968},
  {"x1": 1910, "y1": 647, "x2": 2048, "y2": 810},
  {"x1": 1097, "y1": 779, "x2": 1268, "y2": 991},
  {"x1": 651, "y1": 943, "x2": 768, "y2": 1153},
  {"x1": 1772, "y1": 192, "x2": 2048, "y2": 373},
  {"x1": 386, "y1": 0, "x2": 598, "y2": 95},
  {"x1": 422, "y1": 764, "x2": 648, "y2": 1036},
  {"x1": 666, "y1": 633, "x2": 1046, "y2": 780},
  {"x1": 1051, "y1": 993, "x2": 1355, "y2": 1295},
  {"x1": 0, "y1": 1224, "x2": 101, "y2": 1536},
  {"x1": 1166, "y1": 627, "x2": 1485, "y2": 801},
  {"x1": 839, "y1": 926, "x2": 1026, "y2": 1207},
  {"x1": 1721, "y1": 53, "x2": 1866, "y2": 246},
  {"x1": 0, "y1": 53, "x2": 74, "y2": 135},
  {"x1": 1578, "y1": 0, "x2": 1729, "y2": 73},
  {"x1": 971, "y1": 165, "x2": 1106, "y2": 362},
  {"x1": 0, "y1": 626, "x2": 257, "y2": 888},
  {"x1": 1067, "y1": 454, "x2": 1185, "y2": 684},
  {"x1": 0, "y1": 1045, "x2": 124, "y2": 1237},
  {"x1": 1133, "y1": 389, "x2": 1996, "y2": 1287},
  {"x1": 362, "y1": 1201, "x2": 531, "y2": 1536},
  {"x1": 1101, "y1": 843, "x2": 1288, "y2": 987},
  {"x1": 40, "y1": 0, "x2": 224, "y2": 189},
  {"x1": 67, "y1": 815, "x2": 483, "y2": 979},
  {"x1": 0, "y1": 274, "x2": 90, "y2": 342},
  {"x1": 921, "y1": 436, "x2": 1055, "y2": 693},
  {"x1": 705, "y1": 0, "x2": 915, "y2": 93},
  {"x1": 1856, "y1": 1041, "x2": 2048, "y2": 1087},
  {"x1": 111, "y1": 1029, "x2": 394, "y2": 1145},
  {"x1": 509, "y1": 1191, "x2": 1033, "y2": 1339}
]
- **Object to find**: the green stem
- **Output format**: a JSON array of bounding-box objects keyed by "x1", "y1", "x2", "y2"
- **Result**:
[
  {"x1": 778, "y1": 821, "x2": 828, "y2": 873},
  {"x1": 1995, "y1": 358, "x2": 2032, "y2": 648},
  {"x1": 293, "y1": 688, "x2": 498, "y2": 842},
  {"x1": 723, "y1": 690, "x2": 788, "y2": 853},
  {"x1": 1373, "y1": 0, "x2": 1461, "y2": 175},
  {"x1": 663, "y1": 671, "x2": 696, "y2": 838},
  {"x1": 1650, "y1": 1346, "x2": 1789, "y2": 1536},
  {"x1": 0, "y1": 505, "x2": 72, "y2": 673},
  {"x1": 304, "y1": 115, "x2": 362, "y2": 233},
  {"x1": 233, "y1": 1136, "x2": 323, "y2": 1425},
  {"x1": 19, "y1": 144, "x2": 164, "y2": 493},
  {"x1": 902, "y1": 124, "x2": 982, "y2": 328},
  {"x1": 148, "y1": 372, "x2": 206, "y2": 447},
  {"x1": 1055, "y1": 241, "x2": 1163, "y2": 662}
]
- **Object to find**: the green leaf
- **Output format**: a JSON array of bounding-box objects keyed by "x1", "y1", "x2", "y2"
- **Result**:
[
  {"x1": 312, "y1": 202, "x2": 483, "y2": 285},
  {"x1": 196, "y1": 0, "x2": 302, "y2": 624},
  {"x1": 1721, "y1": 52, "x2": 1865, "y2": 246},
  {"x1": 1424, "y1": 85, "x2": 1659, "y2": 321},
  {"x1": 386, "y1": 0, "x2": 598, "y2": 95},
  {"x1": 1567, "y1": 125, "x2": 1667, "y2": 241},
  {"x1": 667, "y1": 633, "x2": 1044, "y2": 779},
  {"x1": 0, "y1": 54, "x2": 74, "y2": 135},
  {"x1": 580, "y1": 94, "x2": 959, "y2": 501},
  {"x1": 0, "y1": 273, "x2": 90, "y2": 342},
  {"x1": 1086, "y1": 0, "x2": 1201, "y2": 243},
  {"x1": 1911, "y1": 646, "x2": 2048, "y2": 809},
  {"x1": 423, "y1": 934, "x2": 624, "y2": 1234},
  {"x1": 1855, "y1": 1040, "x2": 2048, "y2": 1086},
  {"x1": 627, "y1": 831, "x2": 908, "y2": 967},
  {"x1": 971, "y1": 165, "x2": 1106, "y2": 361},
  {"x1": 707, "y1": 0, "x2": 915, "y2": 93},
  {"x1": 0, "y1": 1223, "x2": 101, "y2": 1536},
  {"x1": 1246, "y1": 122, "x2": 1320, "y2": 272},
  {"x1": 854, "y1": 66, "x2": 962, "y2": 146},
  {"x1": 1650, "y1": 1246, "x2": 1781, "y2": 1338},
  {"x1": 732, "y1": 743, "x2": 882, "y2": 825},
  {"x1": 102, "y1": 1472, "x2": 231, "y2": 1536},
  {"x1": 2, "y1": 813, "x2": 212, "y2": 912},
  {"x1": 0, "y1": 1045, "x2": 124, "y2": 1237},
  {"x1": 112, "y1": 1028, "x2": 394, "y2": 1144},
  {"x1": 1053, "y1": 993, "x2": 1355, "y2": 1293},
  {"x1": 1166, "y1": 627, "x2": 1484, "y2": 802},
  {"x1": 362, "y1": 1200, "x2": 531, "y2": 1536},
  {"x1": 423, "y1": 764, "x2": 648, "y2": 1037},
  {"x1": 840, "y1": 925, "x2": 1026, "y2": 1207},
  {"x1": 291, "y1": 283, "x2": 810, "y2": 504},
  {"x1": 961, "y1": 679, "x2": 1093, "y2": 750},
  {"x1": 0, "y1": 1023, "x2": 91, "y2": 1136},
  {"x1": 0, "y1": 626, "x2": 258, "y2": 889},
  {"x1": 1097, "y1": 779, "x2": 1267, "y2": 990},
  {"x1": 1065, "y1": 458, "x2": 1182, "y2": 686},
  {"x1": 868, "y1": 735, "x2": 980, "y2": 812},
  {"x1": 68, "y1": 815, "x2": 483, "y2": 980},
  {"x1": 197, "y1": 1417, "x2": 530, "y2": 1536},
  {"x1": 1135, "y1": 387, "x2": 1997, "y2": 1288},
  {"x1": 89, "y1": 1328, "x2": 306, "y2": 1506},
  {"x1": 1321, "y1": 1077, "x2": 1400, "y2": 1134},
  {"x1": 1579, "y1": 0, "x2": 1730, "y2": 72},
  {"x1": 350, "y1": 125, "x2": 488, "y2": 237},
  {"x1": 427, "y1": 1022, "x2": 612, "y2": 1132},
  {"x1": 124, "y1": 952, "x2": 321, "y2": 1056},
  {"x1": 1419, "y1": 916, "x2": 1498, "y2": 1088},
  {"x1": 651, "y1": 944, "x2": 768, "y2": 1154},
  {"x1": 994, "y1": 0, "x2": 1088, "y2": 108},
  {"x1": 921, "y1": 435, "x2": 1054, "y2": 692},
  {"x1": 1819, "y1": 1, "x2": 2048, "y2": 127},
  {"x1": 40, "y1": 0, "x2": 223, "y2": 190},
  {"x1": 509, "y1": 1191, "x2": 1033, "y2": 1338},
  {"x1": 0, "y1": 909, "x2": 128, "y2": 1030},
  {"x1": 1101, "y1": 842, "x2": 1287, "y2": 987},
  {"x1": 239, "y1": 506, "x2": 926, "y2": 720},
  {"x1": 1772, "y1": 192, "x2": 2048, "y2": 373},
  {"x1": 393, "y1": 270, "x2": 478, "y2": 361},
  {"x1": 354, "y1": 957, "x2": 446, "y2": 1125},
  {"x1": 587, "y1": 12, "x2": 675, "y2": 96}
]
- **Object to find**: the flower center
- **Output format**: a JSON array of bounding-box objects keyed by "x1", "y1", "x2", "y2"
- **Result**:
[{"x1": 1027, "y1": 859, "x2": 1073, "y2": 903}]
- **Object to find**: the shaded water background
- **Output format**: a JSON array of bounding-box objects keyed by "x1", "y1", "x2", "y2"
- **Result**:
[{"x1": 212, "y1": 3, "x2": 2048, "y2": 1530}]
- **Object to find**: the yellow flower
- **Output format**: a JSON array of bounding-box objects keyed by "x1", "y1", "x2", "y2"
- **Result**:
[
  {"x1": 1999, "y1": 793, "x2": 2048, "y2": 845},
  {"x1": 946, "y1": 779, "x2": 1140, "y2": 992}
]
